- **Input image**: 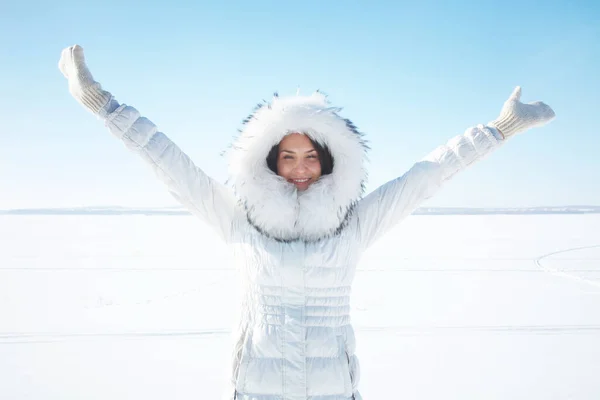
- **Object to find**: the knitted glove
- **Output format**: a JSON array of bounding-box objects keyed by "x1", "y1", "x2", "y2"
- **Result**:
[
  {"x1": 490, "y1": 86, "x2": 555, "y2": 139},
  {"x1": 58, "y1": 45, "x2": 112, "y2": 115}
]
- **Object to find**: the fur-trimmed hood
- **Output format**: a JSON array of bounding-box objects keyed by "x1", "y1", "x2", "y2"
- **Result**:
[{"x1": 226, "y1": 92, "x2": 369, "y2": 242}]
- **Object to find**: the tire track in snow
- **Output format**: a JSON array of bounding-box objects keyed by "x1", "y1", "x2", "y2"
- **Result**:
[
  {"x1": 358, "y1": 324, "x2": 600, "y2": 335},
  {"x1": 534, "y1": 244, "x2": 600, "y2": 291},
  {"x1": 3, "y1": 324, "x2": 600, "y2": 344},
  {"x1": 0, "y1": 329, "x2": 231, "y2": 344}
]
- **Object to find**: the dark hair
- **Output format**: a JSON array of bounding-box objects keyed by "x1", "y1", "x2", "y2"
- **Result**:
[{"x1": 266, "y1": 135, "x2": 334, "y2": 176}]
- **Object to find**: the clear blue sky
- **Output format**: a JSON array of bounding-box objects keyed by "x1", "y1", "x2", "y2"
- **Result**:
[{"x1": 1, "y1": 0, "x2": 598, "y2": 209}]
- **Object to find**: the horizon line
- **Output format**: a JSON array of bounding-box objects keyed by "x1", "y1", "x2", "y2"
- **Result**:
[{"x1": 1, "y1": 205, "x2": 599, "y2": 216}]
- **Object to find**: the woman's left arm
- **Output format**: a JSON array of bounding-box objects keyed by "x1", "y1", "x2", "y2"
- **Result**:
[{"x1": 354, "y1": 87, "x2": 555, "y2": 250}]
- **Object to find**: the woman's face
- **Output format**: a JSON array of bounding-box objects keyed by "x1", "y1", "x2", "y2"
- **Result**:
[{"x1": 276, "y1": 133, "x2": 322, "y2": 191}]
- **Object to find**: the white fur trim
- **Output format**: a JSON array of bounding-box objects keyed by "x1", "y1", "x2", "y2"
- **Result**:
[{"x1": 226, "y1": 92, "x2": 368, "y2": 242}]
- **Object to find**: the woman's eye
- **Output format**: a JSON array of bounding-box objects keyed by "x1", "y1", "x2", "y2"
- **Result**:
[{"x1": 307, "y1": 155, "x2": 317, "y2": 159}]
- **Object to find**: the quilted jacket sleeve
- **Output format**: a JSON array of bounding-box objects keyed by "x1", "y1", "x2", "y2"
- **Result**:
[
  {"x1": 103, "y1": 102, "x2": 238, "y2": 242},
  {"x1": 354, "y1": 124, "x2": 504, "y2": 250}
]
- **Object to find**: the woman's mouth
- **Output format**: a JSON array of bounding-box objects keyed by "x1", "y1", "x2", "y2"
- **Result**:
[{"x1": 289, "y1": 178, "x2": 311, "y2": 190}]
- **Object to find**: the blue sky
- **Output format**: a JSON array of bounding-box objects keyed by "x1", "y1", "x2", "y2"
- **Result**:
[{"x1": 1, "y1": 0, "x2": 598, "y2": 209}]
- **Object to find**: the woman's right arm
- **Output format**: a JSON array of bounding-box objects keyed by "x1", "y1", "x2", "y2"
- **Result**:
[{"x1": 59, "y1": 45, "x2": 238, "y2": 242}]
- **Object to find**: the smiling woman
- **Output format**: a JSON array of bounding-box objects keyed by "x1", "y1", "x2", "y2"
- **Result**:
[{"x1": 58, "y1": 44, "x2": 556, "y2": 400}]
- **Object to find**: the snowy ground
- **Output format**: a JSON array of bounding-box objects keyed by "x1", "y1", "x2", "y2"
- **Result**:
[{"x1": 1, "y1": 214, "x2": 599, "y2": 399}]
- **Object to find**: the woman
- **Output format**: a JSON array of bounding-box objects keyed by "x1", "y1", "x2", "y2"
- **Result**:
[{"x1": 59, "y1": 45, "x2": 555, "y2": 400}]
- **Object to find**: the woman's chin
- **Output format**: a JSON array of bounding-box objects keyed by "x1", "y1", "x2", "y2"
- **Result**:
[{"x1": 291, "y1": 181, "x2": 312, "y2": 191}]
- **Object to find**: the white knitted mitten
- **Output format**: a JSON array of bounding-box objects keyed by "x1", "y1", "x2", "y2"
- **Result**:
[
  {"x1": 490, "y1": 86, "x2": 555, "y2": 138},
  {"x1": 59, "y1": 45, "x2": 112, "y2": 115}
]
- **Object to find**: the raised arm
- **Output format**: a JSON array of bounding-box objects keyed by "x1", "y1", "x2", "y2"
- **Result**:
[
  {"x1": 354, "y1": 87, "x2": 555, "y2": 250},
  {"x1": 58, "y1": 45, "x2": 238, "y2": 242}
]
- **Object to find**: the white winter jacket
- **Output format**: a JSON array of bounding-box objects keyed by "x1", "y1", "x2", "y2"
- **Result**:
[{"x1": 101, "y1": 93, "x2": 504, "y2": 400}]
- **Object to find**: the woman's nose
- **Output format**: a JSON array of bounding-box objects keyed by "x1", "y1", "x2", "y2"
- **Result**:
[{"x1": 294, "y1": 161, "x2": 308, "y2": 172}]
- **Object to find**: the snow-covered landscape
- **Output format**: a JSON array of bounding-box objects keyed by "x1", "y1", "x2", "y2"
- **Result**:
[{"x1": 2, "y1": 212, "x2": 599, "y2": 399}]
